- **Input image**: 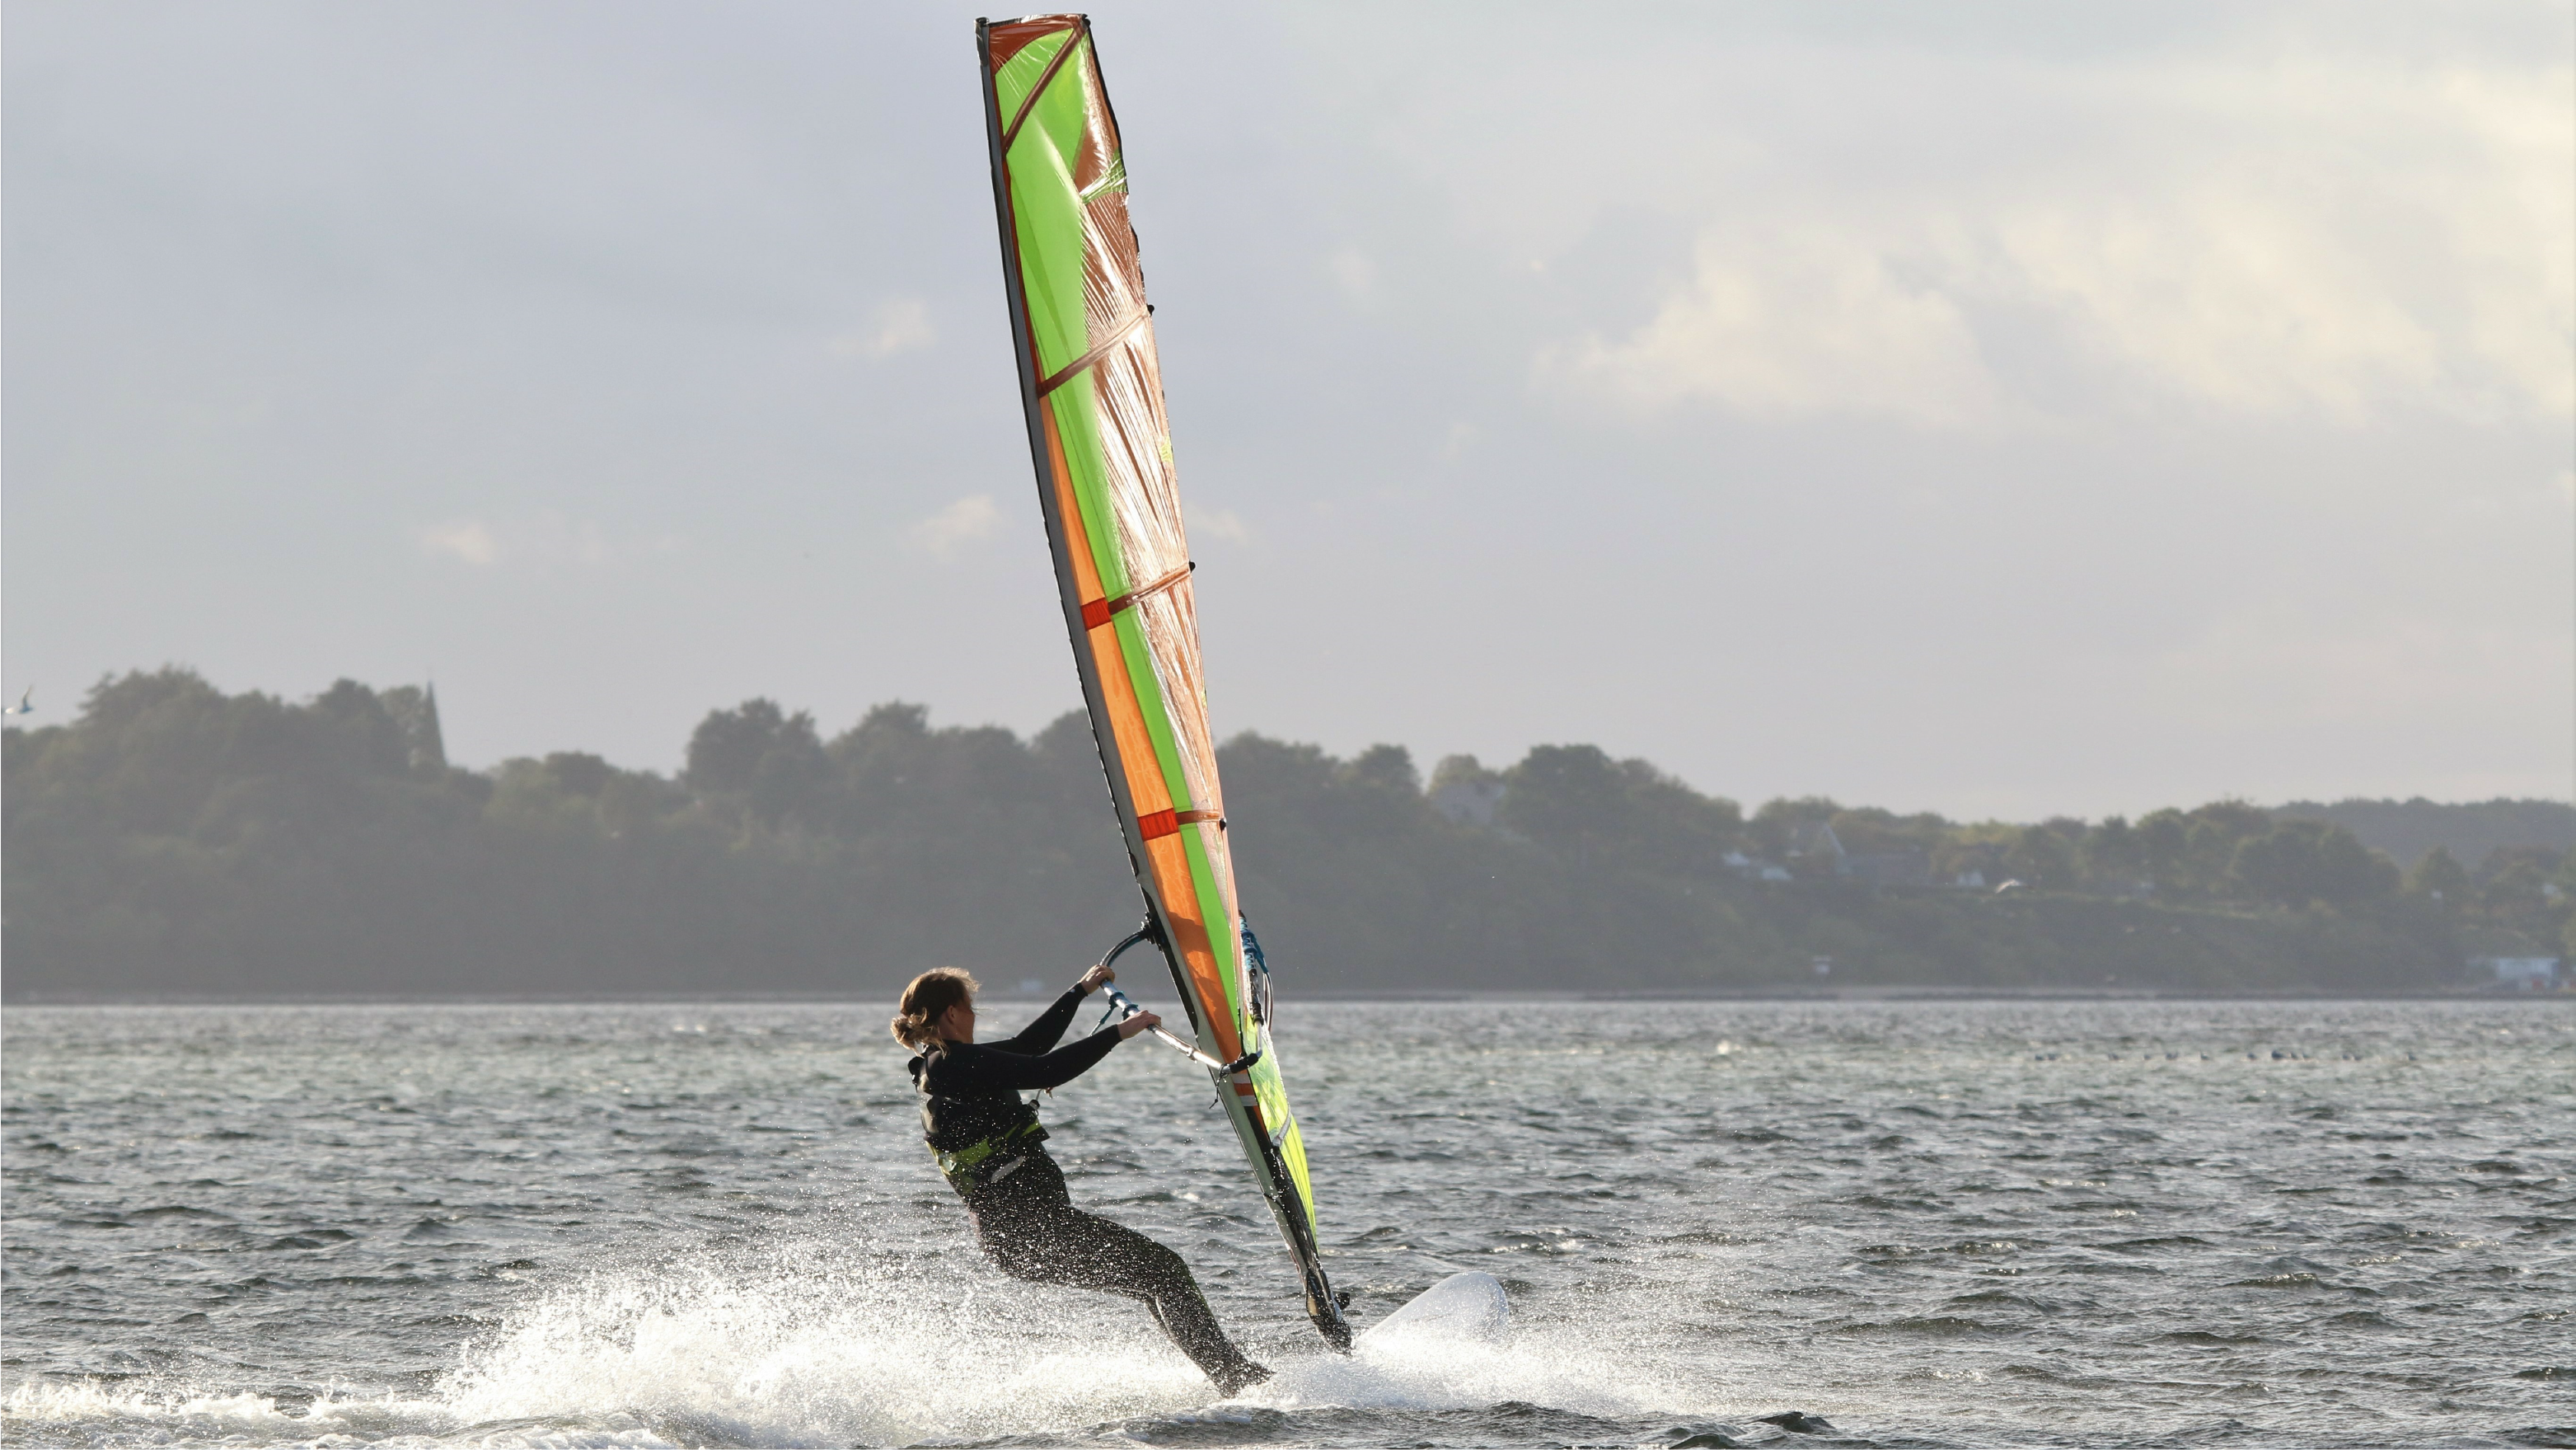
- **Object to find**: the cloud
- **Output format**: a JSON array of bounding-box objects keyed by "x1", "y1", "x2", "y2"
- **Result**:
[
  {"x1": 1545, "y1": 227, "x2": 2004, "y2": 426},
  {"x1": 419, "y1": 519, "x2": 502, "y2": 566},
  {"x1": 416, "y1": 515, "x2": 679, "y2": 570},
  {"x1": 1987, "y1": 58, "x2": 2573, "y2": 421},
  {"x1": 1192, "y1": 506, "x2": 1251, "y2": 544},
  {"x1": 910, "y1": 495, "x2": 1001, "y2": 559},
  {"x1": 833, "y1": 298, "x2": 935, "y2": 359},
  {"x1": 1356, "y1": 17, "x2": 2574, "y2": 429}
]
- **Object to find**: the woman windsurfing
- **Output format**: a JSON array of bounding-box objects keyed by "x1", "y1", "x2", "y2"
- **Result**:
[{"x1": 893, "y1": 964, "x2": 1272, "y2": 1395}]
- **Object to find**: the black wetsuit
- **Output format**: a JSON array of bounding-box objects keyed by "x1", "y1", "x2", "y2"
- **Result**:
[{"x1": 909, "y1": 984, "x2": 1263, "y2": 1391}]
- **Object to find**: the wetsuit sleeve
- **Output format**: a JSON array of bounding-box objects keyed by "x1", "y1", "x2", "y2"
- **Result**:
[
  {"x1": 991, "y1": 983, "x2": 1091, "y2": 1055},
  {"x1": 925, "y1": 1028, "x2": 1122, "y2": 1093}
]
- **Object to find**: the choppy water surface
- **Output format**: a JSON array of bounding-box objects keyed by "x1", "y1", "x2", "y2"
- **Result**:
[{"x1": 3, "y1": 998, "x2": 2569, "y2": 1448}]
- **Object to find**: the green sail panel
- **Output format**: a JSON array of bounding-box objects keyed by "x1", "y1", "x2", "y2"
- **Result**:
[{"x1": 975, "y1": 13, "x2": 1351, "y2": 1351}]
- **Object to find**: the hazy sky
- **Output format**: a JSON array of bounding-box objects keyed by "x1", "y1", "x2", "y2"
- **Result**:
[{"x1": 7, "y1": 1, "x2": 2569, "y2": 819}]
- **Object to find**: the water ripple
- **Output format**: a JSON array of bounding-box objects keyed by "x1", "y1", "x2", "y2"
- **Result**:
[{"x1": 2, "y1": 998, "x2": 2569, "y2": 1448}]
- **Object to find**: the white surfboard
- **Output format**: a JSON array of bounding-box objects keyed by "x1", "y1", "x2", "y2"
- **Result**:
[{"x1": 1356, "y1": 1271, "x2": 1510, "y2": 1349}]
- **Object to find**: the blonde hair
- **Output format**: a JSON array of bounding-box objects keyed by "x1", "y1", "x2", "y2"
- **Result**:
[{"x1": 891, "y1": 968, "x2": 979, "y2": 1049}]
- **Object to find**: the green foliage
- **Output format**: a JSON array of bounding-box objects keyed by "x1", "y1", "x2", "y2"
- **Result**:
[
  {"x1": 1501, "y1": 745, "x2": 1744, "y2": 878},
  {"x1": 1, "y1": 670, "x2": 2520, "y2": 1000},
  {"x1": 1826, "y1": 808, "x2": 1950, "y2": 857},
  {"x1": 684, "y1": 697, "x2": 829, "y2": 824},
  {"x1": 2405, "y1": 847, "x2": 2472, "y2": 911},
  {"x1": 2274, "y1": 797, "x2": 2576, "y2": 872},
  {"x1": 2227, "y1": 820, "x2": 2400, "y2": 908},
  {"x1": 2131, "y1": 801, "x2": 2277, "y2": 899},
  {"x1": 2081, "y1": 816, "x2": 2145, "y2": 882},
  {"x1": 1748, "y1": 796, "x2": 1840, "y2": 861},
  {"x1": 1347, "y1": 744, "x2": 1421, "y2": 795},
  {"x1": 2473, "y1": 846, "x2": 2570, "y2": 942},
  {"x1": 2003, "y1": 823, "x2": 2082, "y2": 889}
]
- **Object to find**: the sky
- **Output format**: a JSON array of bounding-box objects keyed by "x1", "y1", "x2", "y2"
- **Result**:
[{"x1": 5, "y1": 0, "x2": 2569, "y2": 820}]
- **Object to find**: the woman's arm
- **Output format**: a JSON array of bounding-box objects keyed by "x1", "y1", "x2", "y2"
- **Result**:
[
  {"x1": 991, "y1": 981, "x2": 1093, "y2": 1055},
  {"x1": 926, "y1": 1026, "x2": 1122, "y2": 1094}
]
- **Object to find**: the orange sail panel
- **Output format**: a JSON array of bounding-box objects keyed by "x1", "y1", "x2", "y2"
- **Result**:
[{"x1": 977, "y1": 14, "x2": 1349, "y2": 1349}]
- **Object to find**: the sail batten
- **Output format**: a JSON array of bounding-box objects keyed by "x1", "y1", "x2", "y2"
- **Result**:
[{"x1": 976, "y1": 12, "x2": 1349, "y2": 1349}]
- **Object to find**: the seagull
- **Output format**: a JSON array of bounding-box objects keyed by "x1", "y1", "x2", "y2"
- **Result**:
[{"x1": 3, "y1": 687, "x2": 31, "y2": 716}]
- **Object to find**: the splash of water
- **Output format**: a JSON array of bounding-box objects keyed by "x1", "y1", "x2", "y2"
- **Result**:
[
  {"x1": 435, "y1": 1248, "x2": 1683, "y2": 1444},
  {"x1": 433, "y1": 1249, "x2": 1215, "y2": 1445},
  {"x1": 7, "y1": 1244, "x2": 1687, "y2": 1448}
]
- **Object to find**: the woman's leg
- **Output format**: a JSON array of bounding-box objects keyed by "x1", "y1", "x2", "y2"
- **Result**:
[
  {"x1": 1020, "y1": 1205, "x2": 1259, "y2": 1386},
  {"x1": 970, "y1": 1161, "x2": 1264, "y2": 1388}
]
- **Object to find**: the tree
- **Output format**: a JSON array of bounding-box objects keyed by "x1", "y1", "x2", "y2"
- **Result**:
[
  {"x1": 1345, "y1": 744, "x2": 1421, "y2": 795},
  {"x1": 2134, "y1": 801, "x2": 2274, "y2": 899},
  {"x1": 2475, "y1": 847, "x2": 2564, "y2": 932},
  {"x1": 2083, "y1": 816, "x2": 2145, "y2": 884},
  {"x1": 1504, "y1": 745, "x2": 1743, "y2": 875},
  {"x1": 2228, "y1": 821, "x2": 2398, "y2": 908},
  {"x1": 2134, "y1": 809, "x2": 2192, "y2": 893},
  {"x1": 308, "y1": 679, "x2": 414, "y2": 777},
  {"x1": 1749, "y1": 796, "x2": 1841, "y2": 863},
  {"x1": 1501, "y1": 744, "x2": 1626, "y2": 847},
  {"x1": 683, "y1": 698, "x2": 828, "y2": 824},
  {"x1": 541, "y1": 752, "x2": 616, "y2": 797},
  {"x1": 1828, "y1": 806, "x2": 1951, "y2": 856},
  {"x1": 2405, "y1": 846, "x2": 2472, "y2": 912},
  {"x1": 2002, "y1": 824, "x2": 2080, "y2": 889}
]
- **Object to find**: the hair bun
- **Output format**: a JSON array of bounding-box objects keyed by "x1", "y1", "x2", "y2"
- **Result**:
[{"x1": 891, "y1": 968, "x2": 979, "y2": 1049}]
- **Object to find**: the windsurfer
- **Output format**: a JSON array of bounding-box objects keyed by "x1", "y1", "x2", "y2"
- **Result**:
[{"x1": 893, "y1": 966, "x2": 1272, "y2": 1395}]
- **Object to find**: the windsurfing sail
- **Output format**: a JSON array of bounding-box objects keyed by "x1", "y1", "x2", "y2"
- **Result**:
[{"x1": 975, "y1": 13, "x2": 1351, "y2": 1351}]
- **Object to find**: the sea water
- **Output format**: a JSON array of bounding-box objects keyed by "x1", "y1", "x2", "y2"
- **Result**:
[{"x1": 2, "y1": 999, "x2": 2568, "y2": 1448}]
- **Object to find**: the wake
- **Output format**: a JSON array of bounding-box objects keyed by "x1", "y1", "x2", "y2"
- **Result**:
[{"x1": 5, "y1": 1251, "x2": 1685, "y2": 1448}]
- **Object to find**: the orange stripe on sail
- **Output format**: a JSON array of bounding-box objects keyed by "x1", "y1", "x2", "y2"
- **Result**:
[
  {"x1": 1042, "y1": 400, "x2": 1173, "y2": 823},
  {"x1": 1087, "y1": 631, "x2": 1173, "y2": 816},
  {"x1": 1040, "y1": 403, "x2": 1106, "y2": 603},
  {"x1": 1145, "y1": 834, "x2": 1242, "y2": 1062}
]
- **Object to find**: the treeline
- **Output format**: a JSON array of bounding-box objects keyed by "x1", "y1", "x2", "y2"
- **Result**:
[
  {"x1": 2274, "y1": 797, "x2": 2576, "y2": 873},
  {"x1": 1730, "y1": 793, "x2": 2567, "y2": 922},
  {"x1": 4, "y1": 669, "x2": 2567, "y2": 1000}
]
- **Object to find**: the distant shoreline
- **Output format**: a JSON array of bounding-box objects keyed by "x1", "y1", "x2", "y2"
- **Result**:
[
  {"x1": 12, "y1": 672, "x2": 2569, "y2": 1003},
  {"x1": 7, "y1": 988, "x2": 2566, "y2": 1007}
]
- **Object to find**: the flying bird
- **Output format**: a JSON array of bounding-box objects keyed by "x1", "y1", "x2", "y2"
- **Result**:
[{"x1": 4, "y1": 687, "x2": 32, "y2": 716}]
